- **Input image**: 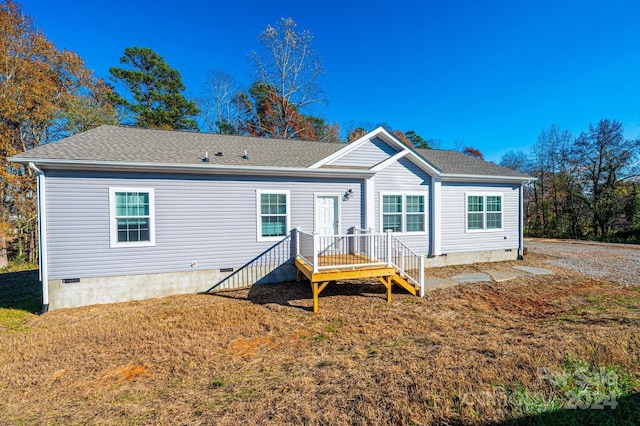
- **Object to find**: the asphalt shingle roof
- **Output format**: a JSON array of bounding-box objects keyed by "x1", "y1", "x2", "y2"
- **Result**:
[
  {"x1": 11, "y1": 125, "x2": 344, "y2": 168},
  {"x1": 11, "y1": 125, "x2": 530, "y2": 179},
  {"x1": 415, "y1": 148, "x2": 530, "y2": 178}
]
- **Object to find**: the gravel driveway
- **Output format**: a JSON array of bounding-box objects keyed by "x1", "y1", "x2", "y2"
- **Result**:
[{"x1": 525, "y1": 238, "x2": 640, "y2": 286}]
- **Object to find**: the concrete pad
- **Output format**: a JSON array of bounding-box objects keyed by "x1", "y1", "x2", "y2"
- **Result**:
[
  {"x1": 512, "y1": 266, "x2": 554, "y2": 275},
  {"x1": 424, "y1": 278, "x2": 459, "y2": 289},
  {"x1": 485, "y1": 269, "x2": 519, "y2": 282},
  {"x1": 450, "y1": 272, "x2": 492, "y2": 283},
  {"x1": 505, "y1": 267, "x2": 535, "y2": 277}
]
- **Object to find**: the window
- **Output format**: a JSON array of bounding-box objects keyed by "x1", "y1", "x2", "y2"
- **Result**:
[
  {"x1": 467, "y1": 195, "x2": 484, "y2": 230},
  {"x1": 486, "y1": 195, "x2": 502, "y2": 229},
  {"x1": 406, "y1": 195, "x2": 425, "y2": 232},
  {"x1": 382, "y1": 193, "x2": 426, "y2": 233},
  {"x1": 257, "y1": 190, "x2": 290, "y2": 240},
  {"x1": 466, "y1": 193, "x2": 502, "y2": 231},
  {"x1": 109, "y1": 188, "x2": 155, "y2": 247},
  {"x1": 382, "y1": 195, "x2": 403, "y2": 232}
]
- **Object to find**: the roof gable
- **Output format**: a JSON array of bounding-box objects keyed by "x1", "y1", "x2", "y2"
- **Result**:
[
  {"x1": 309, "y1": 127, "x2": 442, "y2": 176},
  {"x1": 327, "y1": 136, "x2": 399, "y2": 168},
  {"x1": 309, "y1": 127, "x2": 404, "y2": 168}
]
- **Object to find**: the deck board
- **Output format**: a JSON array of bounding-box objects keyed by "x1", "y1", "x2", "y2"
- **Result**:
[{"x1": 295, "y1": 256, "x2": 394, "y2": 281}]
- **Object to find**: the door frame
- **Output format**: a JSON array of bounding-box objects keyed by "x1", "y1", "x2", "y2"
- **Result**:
[{"x1": 314, "y1": 193, "x2": 342, "y2": 235}]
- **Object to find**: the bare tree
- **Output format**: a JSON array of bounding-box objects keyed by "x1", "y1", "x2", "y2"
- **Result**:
[
  {"x1": 529, "y1": 125, "x2": 576, "y2": 236},
  {"x1": 199, "y1": 69, "x2": 243, "y2": 134},
  {"x1": 424, "y1": 138, "x2": 442, "y2": 149},
  {"x1": 251, "y1": 17, "x2": 326, "y2": 139},
  {"x1": 500, "y1": 150, "x2": 530, "y2": 174}
]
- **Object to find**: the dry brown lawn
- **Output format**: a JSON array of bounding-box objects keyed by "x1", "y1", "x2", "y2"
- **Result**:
[{"x1": 1, "y1": 253, "x2": 639, "y2": 425}]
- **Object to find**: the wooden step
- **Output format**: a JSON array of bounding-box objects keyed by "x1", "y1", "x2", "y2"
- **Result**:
[{"x1": 391, "y1": 274, "x2": 417, "y2": 296}]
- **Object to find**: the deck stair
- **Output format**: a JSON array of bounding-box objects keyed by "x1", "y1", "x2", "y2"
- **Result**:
[
  {"x1": 391, "y1": 273, "x2": 417, "y2": 296},
  {"x1": 294, "y1": 228, "x2": 425, "y2": 313}
]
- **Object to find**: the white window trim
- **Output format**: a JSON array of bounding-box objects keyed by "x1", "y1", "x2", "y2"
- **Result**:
[
  {"x1": 379, "y1": 192, "x2": 428, "y2": 234},
  {"x1": 109, "y1": 187, "x2": 156, "y2": 248},
  {"x1": 256, "y1": 190, "x2": 291, "y2": 242},
  {"x1": 313, "y1": 193, "x2": 342, "y2": 234},
  {"x1": 465, "y1": 192, "x2": 503, "y2": 233}
]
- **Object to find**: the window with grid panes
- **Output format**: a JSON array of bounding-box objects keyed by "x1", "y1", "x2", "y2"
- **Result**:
[
  {"x1": 109, "y1": 188, "x2": 155, "y2": 247},
  {"x1": 259, "y1": 192, "x2": 288, "y2": 237},
  {"x1": 382, "y1": 194, "x2": 403, "y2": 232},
  {"x1": 466, "y1": 194, "x2": 502, "y2": 231}
]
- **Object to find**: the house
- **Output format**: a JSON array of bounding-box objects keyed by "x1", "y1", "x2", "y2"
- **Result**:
[{"x1": 10, "y1": 125, "x2": 532, "y2": 311}]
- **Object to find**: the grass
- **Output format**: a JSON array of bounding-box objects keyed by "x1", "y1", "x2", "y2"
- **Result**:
[
  {"x1": 502, "y1": 356, "x2": 639, "y2": 424},
  {"x1": 0, "y1": 254, "x2": 638, "y2": 425}
]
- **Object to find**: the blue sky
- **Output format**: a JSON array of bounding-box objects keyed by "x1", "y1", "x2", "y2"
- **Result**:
[{"x1": 23, "y1": 0, "x2": 640, "y2": 161}]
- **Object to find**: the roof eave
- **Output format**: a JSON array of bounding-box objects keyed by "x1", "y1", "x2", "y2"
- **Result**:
[
  {"x1": 9, "y1": 158, "x2": 376, "y2": 178},
  {"x1": 440, "y1": 173, "x2": 535, "y2": 183}
]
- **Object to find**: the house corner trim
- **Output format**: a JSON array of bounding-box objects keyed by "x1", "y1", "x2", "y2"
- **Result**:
[{"x1": 431, "y1": 177, "x2": 442, "y2": 256}]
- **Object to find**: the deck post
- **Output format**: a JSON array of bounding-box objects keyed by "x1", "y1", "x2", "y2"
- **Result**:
[
  {"x1": 352, "y1": 227, "x2": 359, "y2": 255},
  {"x1": 313, "y1": 281, "x2": 319, "y2": 313},
  {"x1": 384, "y1": 276, "x2": 392, "y2": 303},
  {"x1": 312, "y1": 232, "x2": 319, "y2": 273},
  {"x1": 386, "y1": 229, "x2": 393, "y2": 267},
  {"x1": 419, "y1": 255, "x2": 425, "y2": 297},
  {"x1": 294, "y1": 227, "x2": 301, "y2": 258}
]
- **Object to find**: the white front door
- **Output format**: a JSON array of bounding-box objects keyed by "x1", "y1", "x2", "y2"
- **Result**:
[
  {"x1": 315, "y1": 195, "x2": 340, "y2": 252},
  {"x1": 316, "y1": 195, "x2": 339, "y2": 235}
]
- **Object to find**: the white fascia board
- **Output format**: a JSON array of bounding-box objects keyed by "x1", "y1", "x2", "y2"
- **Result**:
[
  {"x1": 12, "y1": 158, "x2": 376, "y2": 178},
  {"x1": 399, "y1": 151, "x2": 443, "y2": 176},
  {"x1": 370, "y1": 150, "x2": 443, "y2": 177},
  {"x1": 308, "y1": 126, "x2": 407, "y2": 168},
  {"x1": 369, "y1": 150, "x2": 410, "y2": 171},
  {"x1": 440, "y1": 174, "x2": 534, "y2": 184}
]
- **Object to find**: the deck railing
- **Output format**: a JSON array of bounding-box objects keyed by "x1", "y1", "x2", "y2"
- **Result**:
[
  {"x1": 295, "y1": 229, "x2": 388, "y2": 272},
  {"x1": 390, "y1": 235, "x2": 426, "y2": 297},
  {"x1": 294, "y1": 228, "x2": 425, "y2": 296}
]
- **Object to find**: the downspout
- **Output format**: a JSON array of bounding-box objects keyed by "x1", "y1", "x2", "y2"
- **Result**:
[
  {"x1": 28, "y1": 162, "x2": 49, "y2": 313},
  {"x1": 518, "y1": 183, "x2": 524, "y2": 260}
]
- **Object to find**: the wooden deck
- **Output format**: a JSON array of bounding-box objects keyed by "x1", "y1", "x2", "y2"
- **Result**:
[{"x1": 294, "y1": 255, "x2": 417, "y2": 313}]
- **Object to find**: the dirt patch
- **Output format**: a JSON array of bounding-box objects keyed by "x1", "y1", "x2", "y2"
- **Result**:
[
  {"x1": 100, "y1": 363, "x2": 148, "y2": 383},
  {"x1": 460, "y1": 284, "x2": 561, "y2": 319},
  {"x1": 230, "y1": 335, "x2": 275, "y2": 357}
]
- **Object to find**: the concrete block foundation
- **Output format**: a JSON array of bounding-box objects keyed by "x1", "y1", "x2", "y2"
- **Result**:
[
  {"x1": 48, "y1": 261, "x2": 297, "y2": 310},
  {"x1": 425, "y1": 249, "x2": 519, "y2": 268}
]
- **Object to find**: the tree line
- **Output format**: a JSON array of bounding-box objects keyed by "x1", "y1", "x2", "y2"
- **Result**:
[
  {"x1": 500, "y1": 120, "x2": 640, "y2": 242},
  {"x1": 2, "y1": 0, "x2": 639, "y2": 268},
  {"x1": 0, "y1": 2, "x2": 428, "y2": 267}
]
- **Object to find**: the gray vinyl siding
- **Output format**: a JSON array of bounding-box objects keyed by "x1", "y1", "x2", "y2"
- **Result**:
[
  {"x1": 441, "y1": 182, "x2": 520, "y2": 253},
  {"x1": 330, "y1": 137, "x2": 398, "y2": 167},
  {"x1": 374, "y1": 157, "x2": 431, "y2": 255},
  {"x1": 44, "y1": 170, "x2": 363, "y2": 280}
]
